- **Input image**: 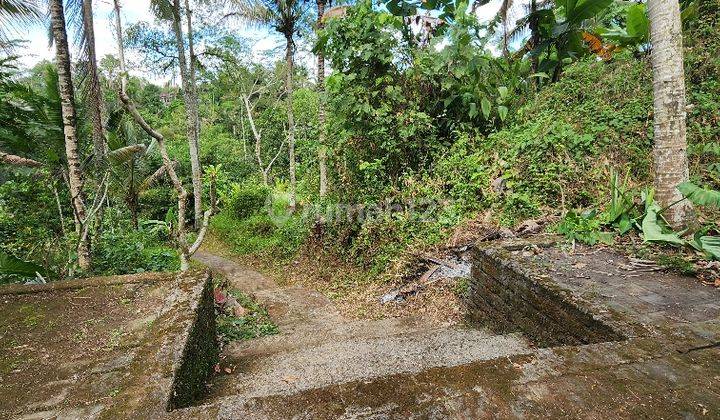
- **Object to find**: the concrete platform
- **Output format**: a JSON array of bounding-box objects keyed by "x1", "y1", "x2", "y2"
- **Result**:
[
  {"x1": 0, "y1": 270, "x2": 216, "y2": 419},
  {"x1": 179, "y1": 239, "x2": 719, "y2": 419},
  {"x1": 2, "y1": 239, "x2": 719, "y2": 419}
]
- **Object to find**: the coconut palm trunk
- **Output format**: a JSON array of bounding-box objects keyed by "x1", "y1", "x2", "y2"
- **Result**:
[
  {"x1": 647, "y1": 0, "x2": 694, "y2": 228},
  {"x1": 317, "y1": 0, "x2": 328, "y2": 197},
  {"x1": 184, "y1": 0, "x2": 201, "y2": 142},
  {"x1": 285, "y1": 34, "x2": 297, "y2": 210},
  {"x1": 171, "y1": 0, "x2": 203, "y2": 228},
  {"x1": 49, "y1": 0, "x2": 92, "y2": 270},
  {"x1": 82, "y1": 0, "x2": 107, "y2": 166},
  {"x1": 0, "y1": 152, "x2": 43, "y2": 168}
]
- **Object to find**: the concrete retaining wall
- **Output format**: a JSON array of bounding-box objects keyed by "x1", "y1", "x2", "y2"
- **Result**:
[
  {"x1": 167, "y1": 273, "x2": 218, "y2": 410},
  {"x1": 466, "y1": 239, "x2": 625, "y2": 347}
]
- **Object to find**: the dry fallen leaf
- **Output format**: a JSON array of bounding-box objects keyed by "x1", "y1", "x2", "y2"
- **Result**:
[
  {"x1": 224, "y1": 367, "x2": 233, "y2": 374},
  {"x1": 233, "y1": 305, "x2": 248, "y2": 317}
]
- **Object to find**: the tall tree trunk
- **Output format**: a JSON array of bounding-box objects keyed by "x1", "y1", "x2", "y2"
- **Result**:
[
  {"x1": 185, "y1": 0, "x2": 201, "y2": 142},
  {"x1": 317, "y1": 0, "x2": 328, "y2": 197},
  {"x1": 82, "y1": 0, "x2": 107, "y2": 166},
  {"x1": 171, "y1": 0, "x2": 203, "y2": 228},
  {"x1": 648, "y1": 0, "x2": 694, "y2": 228},
  {"x1": 285, "y1": 34, "x2": 297, "y2": 210},
  {"x1": 49, "y1": 0, "x2": 92, "y2": 271},
  {"x1": 243, "y1": 94, "x2": 269, "y2": 185},
  {"x1": 82, "y1": 0, "x2": 108, "y2": 237},
  {"x1": 529, "y1": 0, "x2": 539, "y2": 88},
  {"x1": 114, "y1": 0, "x2": 214, "y2": 271}
]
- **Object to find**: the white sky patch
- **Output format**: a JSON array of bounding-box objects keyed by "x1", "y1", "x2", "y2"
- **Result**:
[
  {"x1": 14, "y1": 0, "x2": 158, "y2": 79},
  {"x1": 15, "y1": 0, "x2": 314, "y2": 84},
  {"x1": 13, "y1": 0, "x2": 528, "y2": 84},
  {"x1": 475, "y1": 0, "x2": 503, "y2": 23}
]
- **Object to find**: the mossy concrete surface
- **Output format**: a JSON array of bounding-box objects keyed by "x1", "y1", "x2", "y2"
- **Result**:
[
  {"x1": 170, "y1": 242, "x2": 719, "y2": 419},
  {"x1": 468, "y1": 236, "x2": 720, "y2": 342},
  {"x1": 0, "y1": 270, "x2": 216, "y2": 419},
  {"x1": 2, "y1": 241, "x2": 719, "y2": 419}
]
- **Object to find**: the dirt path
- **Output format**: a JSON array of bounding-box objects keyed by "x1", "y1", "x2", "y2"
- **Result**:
[
  {"x1": 193, "y1": 251, "x2": 277, "y2": 292},
  {"x1": 180, "y1": 244, "x2": 720, "y2": 419}
]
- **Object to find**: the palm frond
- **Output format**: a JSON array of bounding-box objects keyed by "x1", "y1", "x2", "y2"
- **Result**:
[
  {"x1": 223, "y1": 0, "x2": 275, "y2": 28},
  {"x1": 0, "y1": 0, "x2": 43, "y2": 49},
  {"x1": 139, "y1": 161, "x2": 177, "y2": 192},
  {"x1": 150, "y1": 0, "x2": 175, "y2": 21},
  {"x1": 108, "y1": 144, "x2": 147, "y2": 164}
]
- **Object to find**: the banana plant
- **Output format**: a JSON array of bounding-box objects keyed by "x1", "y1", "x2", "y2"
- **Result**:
[
  {"x1": 0, "y1": 250, "x2": 55, "y2": 282},
  {"x1": 105, "y1": 109, "x2": 171, "y2": 229},
  {"x1": 594, "y1": 1, "x2": 698, "y2": 53},
  {"x1": 598, "y1": 3, "x2": 649, "y2": 47},
  {"x1": 639, "y1": 185, "x2": 720, "y2": 260}
]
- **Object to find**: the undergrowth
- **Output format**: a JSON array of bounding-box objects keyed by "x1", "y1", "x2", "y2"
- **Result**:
[
  {"x1": 214, "y1": 284, "x2": 279, "y2": 343},
  {"x1": 209, "y1": 18, "x2": 720, "y2": 285}
]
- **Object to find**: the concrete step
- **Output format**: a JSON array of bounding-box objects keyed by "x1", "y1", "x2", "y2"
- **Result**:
[{"x1": 207, "y1": 325, "x2": 531, "y2": 401}]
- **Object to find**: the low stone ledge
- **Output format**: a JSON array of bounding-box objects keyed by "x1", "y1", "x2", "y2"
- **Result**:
[
  {"x1": 0, "y1": 271, "x2": 172, "y2": 296},
  {"x1": 99, "y1": 269, "x2": 218, "y2": 418},
  {"x1": 167, "y1": 272, "x2": 218, "y2": 410},
  {"x1": 0, "y1": 270, "x2": 218, "y2": 419}
]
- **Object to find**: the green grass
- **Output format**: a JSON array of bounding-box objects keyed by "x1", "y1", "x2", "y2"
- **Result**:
[
  {"x1": 209, "y1": 210, "x2": 307, "y2": 260},
  {"x1": 216, "y1": 288, "x2": 279, "y2": 343},
  {"x1": 656, "y1": 255, "x2": 698, "y2": 277}
]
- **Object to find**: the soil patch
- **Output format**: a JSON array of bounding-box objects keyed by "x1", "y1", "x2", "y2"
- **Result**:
[{"x1": 0, "y1": 279, "x2": 168, "y2": 418}]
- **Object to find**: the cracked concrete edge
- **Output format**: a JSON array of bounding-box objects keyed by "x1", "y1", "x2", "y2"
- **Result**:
[
  {"x1": 97, "y1": 269, "x2": 218, "y2": 419},
  {"x1": 0, "y1": 271, "x2": 175, "y2": 296}
]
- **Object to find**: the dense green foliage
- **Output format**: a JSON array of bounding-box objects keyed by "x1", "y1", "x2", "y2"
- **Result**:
[
  {"x1": 226, "y1": 183, "x2": 271, "y2": 219},
  {"x1": 1, "y1": 0, "x2": 718, "y2": 286}
]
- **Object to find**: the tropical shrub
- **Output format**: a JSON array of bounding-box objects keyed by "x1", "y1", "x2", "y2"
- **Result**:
[
  {"x1": 226, "y1": 183, "x2": 271, "y2": 220},
  {"x1": 93, "y1": 228, "x2": 179, "y2": 275}
]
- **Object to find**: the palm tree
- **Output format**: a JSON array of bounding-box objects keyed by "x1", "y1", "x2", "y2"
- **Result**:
[
  {"x1": 647, "y1": 0, "x2": 694, "y2": 228},
  {"x1": 225, "y1": 0, "x2": 308, "y2": 210},
  {"x1": 80, "y1": 0, "x2": 108, "y2": 167},
  {"x1": 150, "y1": 0, "x2": 203, "y2": 228},
  {"x1": 492, "y1": 0, "x2": 550, "y2": 64},
  {"x1": 48, "y1": 0, "x2": 92, "y2": 270},
  {"x1": 316, "y1": 0, "x2": 328, "y2": 197},
  {"x1": 177, "y1": 0, "x2": 203, "y2": 228},
  {"x1": 0, "y1": 0, "x2": 42, "y2": 50},
  {"x1": 114, "y1": 0, "x2": 216, "y2": 270}
]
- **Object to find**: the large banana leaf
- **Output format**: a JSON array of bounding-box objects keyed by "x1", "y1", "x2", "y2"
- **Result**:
[
  {"x1": 678, "y1": 182, "x2": 720, "y2": 207},
  {"x1": 625, "y1": 4, "x2": 649, "y2": 40},
  {"x1": 641, "y1": 203, "x2": 686, "y2": 246},
  {"x1": 698, "y1": 237, "x2": 720, "y2": 260},
  {"x1": 0, "y1": 251, "x2": 50, "y2": 278},
  {"x1": 566, "y1": 0, "x2": 613, "y2": 24}
]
